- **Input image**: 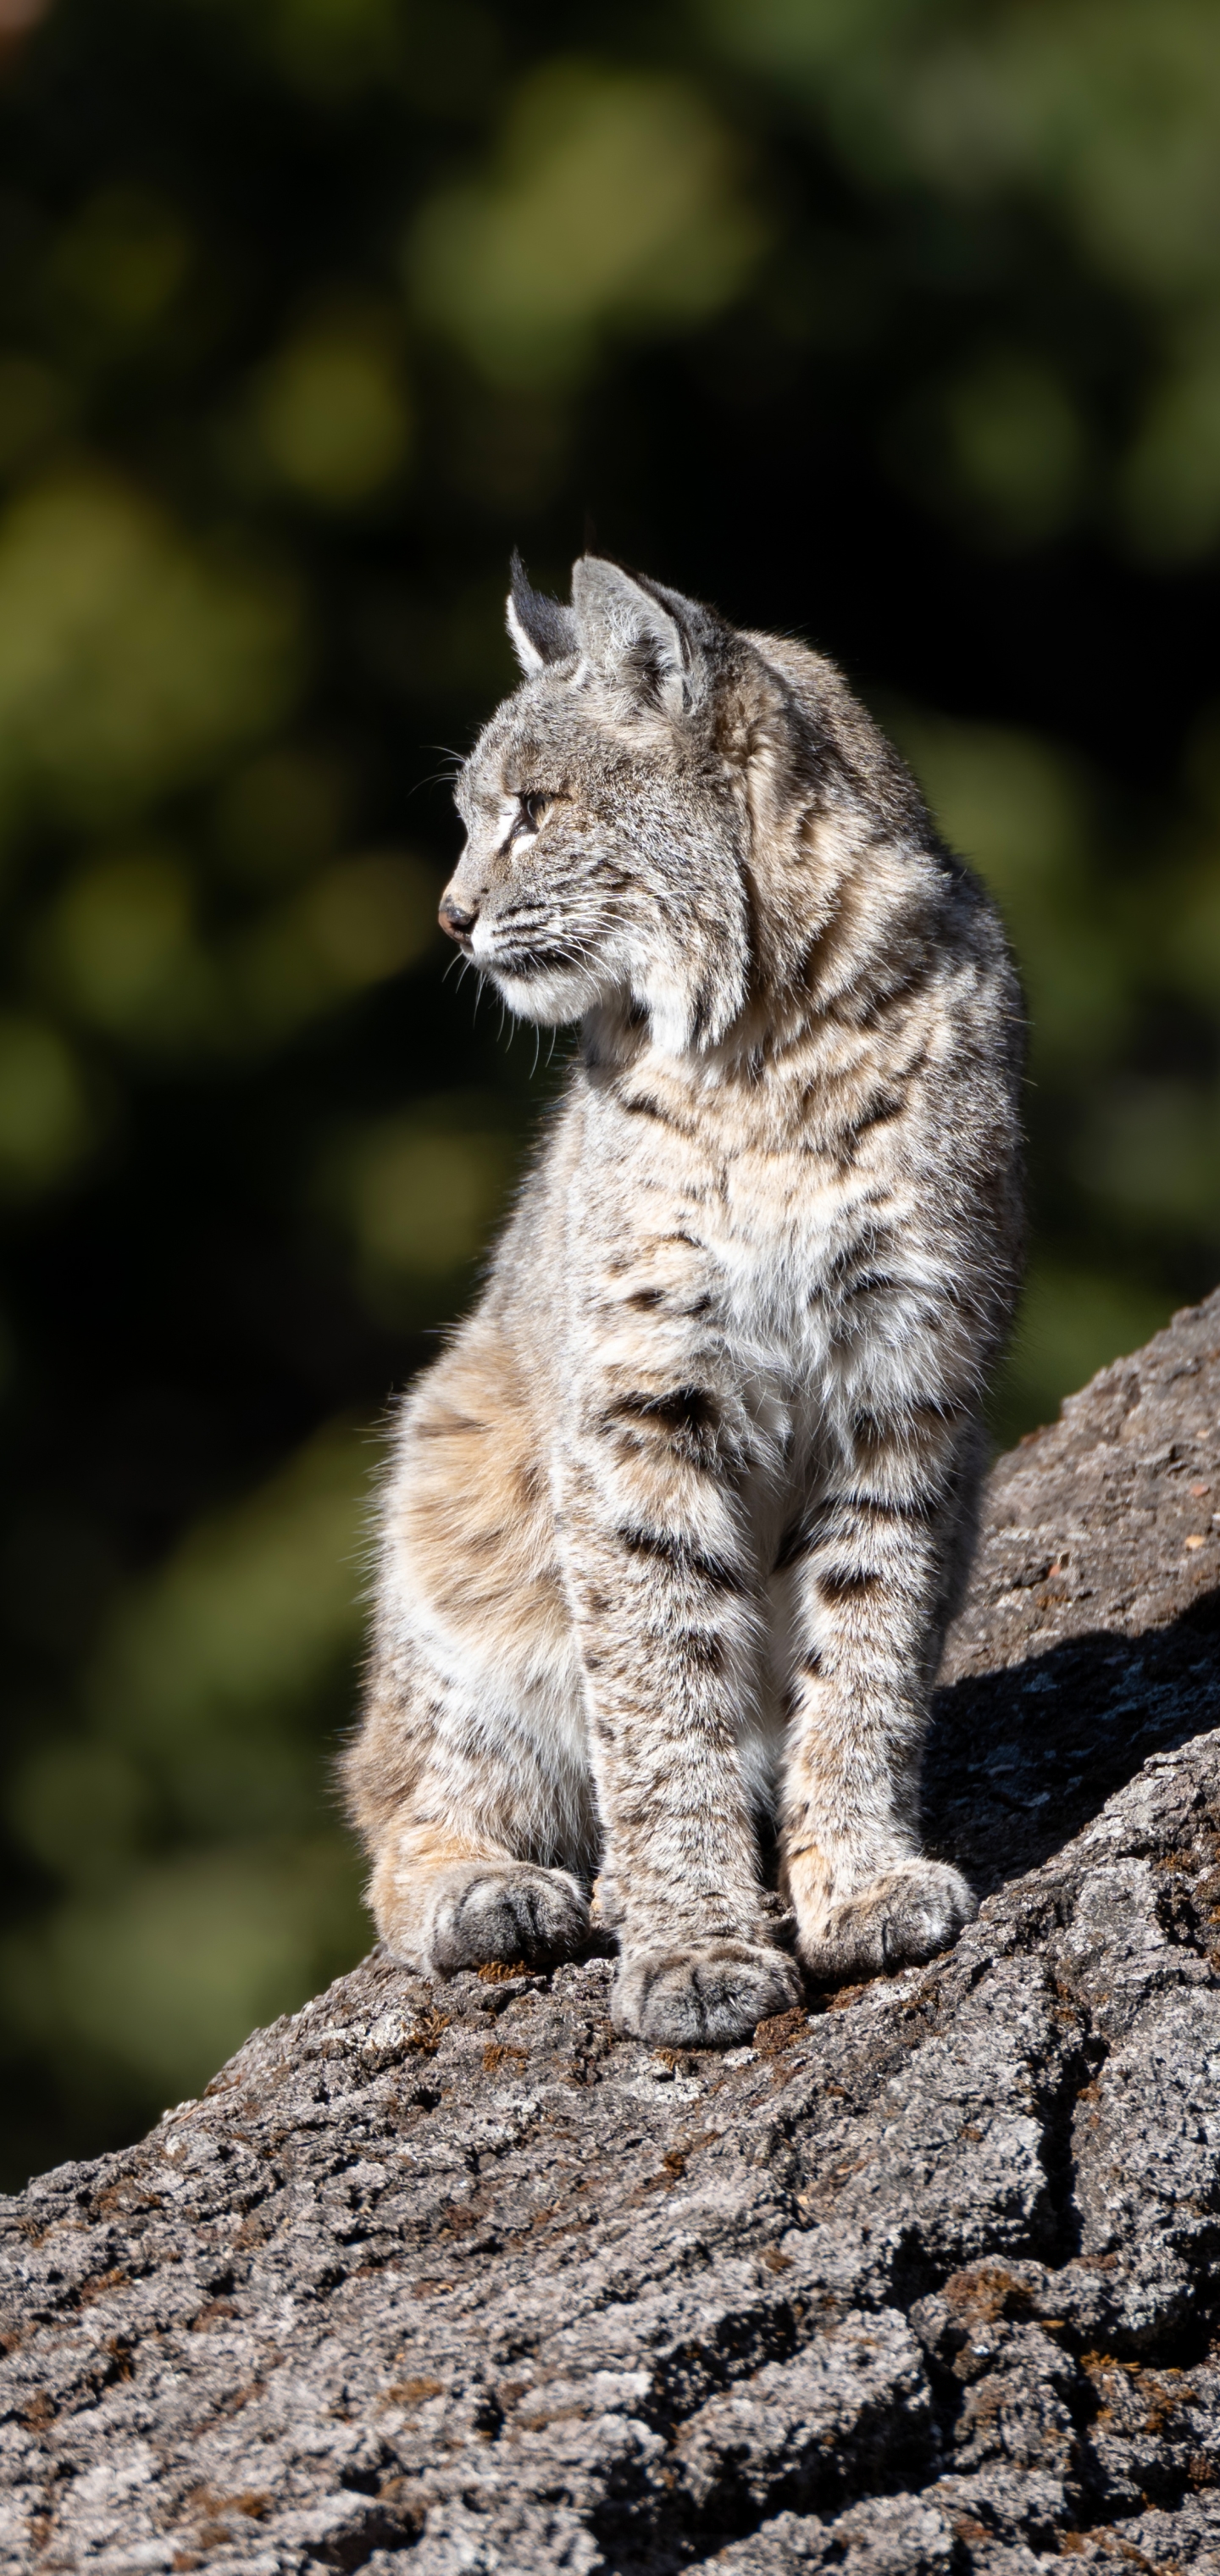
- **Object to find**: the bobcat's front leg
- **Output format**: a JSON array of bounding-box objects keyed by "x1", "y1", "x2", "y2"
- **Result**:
[
  {"x1": 563, "y1": 1357, "x2": 801, "y2": 2048},
  {"x1": 779, "y1": 1408, "x2": 979, "y2": 1985},
  {"x1": 342, "y1": 1325, "x2": 594, "y2": 1979},
  {"x1": 345, "y1": 1662, "x2": 591, "y2": 1978}
]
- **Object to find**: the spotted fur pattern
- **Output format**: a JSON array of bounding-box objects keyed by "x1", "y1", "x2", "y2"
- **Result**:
[{"x1": 342, "y1": 557, "x2": 1025, "y2": 2046}]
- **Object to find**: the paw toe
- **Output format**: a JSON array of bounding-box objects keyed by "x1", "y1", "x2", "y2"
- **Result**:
[
  {"x1": 798, "y1": 1861, "x2": 976, "y2": 1983},
  {"x1": 883, "y1": 1864, "x2": 976, "y2": 1965},
  {"x1": 613, "y1": 1940, "x2": 803, "y2": 2049},
  {"x1": 430, "y1": 1866, "x2": 589, "y2": 1974}
]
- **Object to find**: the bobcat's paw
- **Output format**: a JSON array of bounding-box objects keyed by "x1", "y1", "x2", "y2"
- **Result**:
[
  {"x1": 796, "y1": 1859, "x2": 976, "y2": 1985},
  {"x1": 612, "y1": 1940, "x2": 803, "y2": 2048},
  {"x1": 425, "y1": 1863, "x2": 589, "y2": 1975}
]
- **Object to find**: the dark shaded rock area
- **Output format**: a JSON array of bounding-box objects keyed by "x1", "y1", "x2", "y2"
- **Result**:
[{"x1": 5, "y1": 1297, "x2": 1220, "y2": 2576}]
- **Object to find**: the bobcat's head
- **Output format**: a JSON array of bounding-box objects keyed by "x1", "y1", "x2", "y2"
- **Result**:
[{"x1": 441, "y1": 556, "x2": 774, "y2": 1058}]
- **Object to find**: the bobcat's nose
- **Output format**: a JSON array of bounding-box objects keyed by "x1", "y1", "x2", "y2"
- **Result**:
[{"x1": 439, "y1": 893, "x2": 479, "y2": 942}]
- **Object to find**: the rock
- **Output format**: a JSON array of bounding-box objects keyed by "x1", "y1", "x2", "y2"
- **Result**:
[{"x1": 4, "y1": 1294, "x2": 1220, "y2": 2575}]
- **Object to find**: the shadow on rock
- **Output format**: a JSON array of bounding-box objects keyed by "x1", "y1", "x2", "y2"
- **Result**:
[{"x1": 926, "y1": 1583, "x2": 1220, "y2": 1902}]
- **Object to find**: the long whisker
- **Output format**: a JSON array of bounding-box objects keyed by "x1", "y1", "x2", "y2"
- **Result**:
[{"x1": 410, "y1": 771, "x2": 464, "y2": 797}]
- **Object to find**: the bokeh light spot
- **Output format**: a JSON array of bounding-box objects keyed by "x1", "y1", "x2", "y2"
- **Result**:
[
  {"x1": 409, "y1": 61, "x2": 765, "y2": 386},
  {"x1": 351, "y1": 1124, "x2": 513, "y2": 1283},
  {"x1": 0, "y1": 1012, "x2": 94, "y2": 1196},
  {"x1": 43, "y1": 188, "x2": 192, "y2": 353},
  {"x1": 0, "y1": 357, "x2": 69, "y2": 476},
  {"x1": 38, "y1": 847, "x2": 204, "y2": 1040},
  {"x1": 898, "y1": 716, "x2": 1128, "y2": 1070},
  {"x1": 228, "y1": 852, "x2": 437, "y2": 1042},
  {"x1": 940, "y1": 350, "x2": 1086, "y2": 546},
  {"x1": 253, "y1": 320, "x2": 411, "y2": 506},
  {"x1": 1119, "y1": 348, "x2": 1220, "y2": 561},
  {"x1": 2, "y1": 1840, "x2": 364, "y2": 2100},
  {"x1": 299, "y1": 852, "x2": 439, "y2": 985},
  {"x1": 0, "y1": 476, "x2": 303, "y2": 834}
]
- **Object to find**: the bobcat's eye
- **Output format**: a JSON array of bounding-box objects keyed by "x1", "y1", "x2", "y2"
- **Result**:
[{"x1": 518, "y1": 791, "x2": 549, "y2": 831}]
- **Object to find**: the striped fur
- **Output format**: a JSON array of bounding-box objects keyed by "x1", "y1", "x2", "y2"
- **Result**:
[{"x1": 342, "y1": 558, "x2": 1025, "y2": 2046}]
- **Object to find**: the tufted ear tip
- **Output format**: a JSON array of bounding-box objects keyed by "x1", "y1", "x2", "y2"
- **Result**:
[{"x1": 506, "y1": 552, "x2": 577, "y2": 675}]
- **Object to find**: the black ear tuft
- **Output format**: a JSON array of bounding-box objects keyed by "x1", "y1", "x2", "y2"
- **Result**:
[{"x1": 507, "y1": 552, "x2": 578, "y2": 674}]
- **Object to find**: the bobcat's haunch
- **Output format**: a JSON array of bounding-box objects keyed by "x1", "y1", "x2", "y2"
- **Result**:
[{"x1": 342, "y1": 556, "x2": 1024, "y2": 2048}]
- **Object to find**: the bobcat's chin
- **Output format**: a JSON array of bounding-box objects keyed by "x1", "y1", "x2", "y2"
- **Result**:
[
  {"x1": 479, "y1": 942, "x2": 602, "y2": 1027},
  {"x1": 493, "y1": 970, "x2": 593, "y2": 1026}
]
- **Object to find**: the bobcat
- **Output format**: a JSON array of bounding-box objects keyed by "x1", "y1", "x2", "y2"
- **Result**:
[{"x1": 342, "y1": 556, "x2": 1024, "y2": 2047}]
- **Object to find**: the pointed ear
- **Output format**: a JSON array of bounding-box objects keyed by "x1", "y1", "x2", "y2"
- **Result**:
[
  {"x1": 570, "y1": 557, "x2": 694, "y2": 719},
  {"x1": 506, "y1": 552, "x2": 577, "y2": 675}
]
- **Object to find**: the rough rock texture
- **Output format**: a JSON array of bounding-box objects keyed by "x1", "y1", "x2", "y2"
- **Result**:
[{"x1": 5, "y1": 1296, "x2": 1220, "y2": 2576}]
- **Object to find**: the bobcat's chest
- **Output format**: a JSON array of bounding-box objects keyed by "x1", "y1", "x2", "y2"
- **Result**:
[
  {"x1": 607, "y1": 1048, "x2": 885, "y2": 1345},
  {"x1": 692, "y1": 1133, "x2": 881, "y2": 1539},
  {"x1": 588, "y1": 1063, "x2": 894, "y2": 1471},
  {"x1": 713, "y1": 1132, "x2": 874, "y2": 1353}
]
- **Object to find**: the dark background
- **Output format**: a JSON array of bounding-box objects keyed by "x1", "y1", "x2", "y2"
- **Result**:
[{"x1": 3, "y1": 0, "x2": 1218, "y2": 2188}]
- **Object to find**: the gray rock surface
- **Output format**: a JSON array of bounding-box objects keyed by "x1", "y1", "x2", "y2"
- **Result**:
[{"x1": 5, "y1": 1294, "x2": 1220, "y2": 2575}]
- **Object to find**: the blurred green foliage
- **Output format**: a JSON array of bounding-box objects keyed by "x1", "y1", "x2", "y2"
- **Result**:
[{"x1": 2, "y1": 0, "x2": 1219, "y2": 2186}]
